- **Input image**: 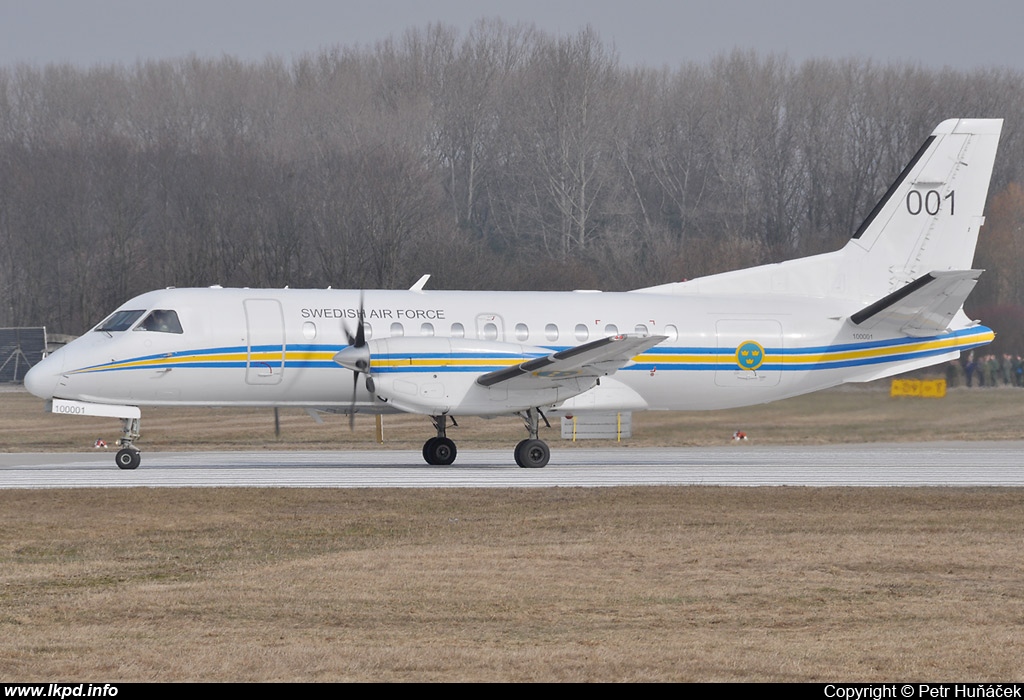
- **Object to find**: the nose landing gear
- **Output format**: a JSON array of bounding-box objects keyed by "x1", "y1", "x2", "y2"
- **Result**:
[
  {"x1": 115, "y1": 447, "x2": 141, "y2": 470},
  {"x1": 115, "y1": 417, "x2": 141, "y2": 470}
]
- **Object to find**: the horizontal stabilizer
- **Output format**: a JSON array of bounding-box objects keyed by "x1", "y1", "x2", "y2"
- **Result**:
[
  {"x1": 850, "y1": 270, "x2": 982, "y2": 337},
  {"x1": 476, "y1": 334, "x2": 666, "y2": 388}
]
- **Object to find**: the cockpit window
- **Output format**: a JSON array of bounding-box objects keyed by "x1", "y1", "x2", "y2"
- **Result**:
[
  {"x1": 136, "y1": 309, "x2": 183, "y2": 334},
  {"x1": 96, "y1": 310, "x2": 145, "y2": 332}
]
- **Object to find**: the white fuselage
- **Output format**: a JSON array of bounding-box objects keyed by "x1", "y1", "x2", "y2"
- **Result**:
[{"x1": 26, "y1": 286, "x2": 992, "y2": 416}]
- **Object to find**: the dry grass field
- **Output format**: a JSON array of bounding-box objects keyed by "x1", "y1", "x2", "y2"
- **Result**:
[{"x1": 2, "y1": 384, "x2": 1024, "y2": 681}]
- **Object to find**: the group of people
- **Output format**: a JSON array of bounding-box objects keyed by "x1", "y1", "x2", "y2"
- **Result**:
[{"x1": 949, "y1": 352, "x2": 1024, "y2": 388}]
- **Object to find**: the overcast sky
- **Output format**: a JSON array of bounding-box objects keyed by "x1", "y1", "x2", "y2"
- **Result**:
[{"x1": 1, "y1": 0, "x2": 1022, "y2": 72}]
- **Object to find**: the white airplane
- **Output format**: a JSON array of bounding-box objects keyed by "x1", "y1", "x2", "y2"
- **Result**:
[{"x1": 25, "y1": 118, "x2": 1003, "y2": 470}]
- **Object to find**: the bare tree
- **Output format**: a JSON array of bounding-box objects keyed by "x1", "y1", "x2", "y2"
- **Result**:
[{"x1": 3, "y1": 31, "x2": 1024, "y2": 331}]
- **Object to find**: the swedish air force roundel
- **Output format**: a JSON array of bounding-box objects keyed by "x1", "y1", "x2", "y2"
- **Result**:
[{"x1": 736, "y1": 340, "x2": 765, "y2": 371}]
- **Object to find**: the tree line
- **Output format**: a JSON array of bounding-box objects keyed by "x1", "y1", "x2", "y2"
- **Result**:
[{"x1": 2, "y1": 20, "x2": 1024, "y2": 344}]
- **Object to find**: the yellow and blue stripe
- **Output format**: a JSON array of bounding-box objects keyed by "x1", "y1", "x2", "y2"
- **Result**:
[
  {"x1": 630, "y1": 326, "x2": 993, "y2": 372},
  {"x1": 67, "y1": 326, "x2": 993, "y2": 377}
]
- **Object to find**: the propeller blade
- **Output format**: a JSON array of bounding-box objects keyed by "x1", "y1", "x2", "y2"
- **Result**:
[
  {"x1": 354, "y1": 290, "x2": 365, "y2": 347},
  {"x1": 341, "y1": 290, "x2": 367, "y2": 431},
  {"x1": 349, "y1": 369, "x2": 358, "y2": 431}
]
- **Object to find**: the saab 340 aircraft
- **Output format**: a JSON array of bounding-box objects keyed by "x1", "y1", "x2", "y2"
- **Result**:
[{"x1": 25, "y1": 119, "x2": 1003, "y2": 470}]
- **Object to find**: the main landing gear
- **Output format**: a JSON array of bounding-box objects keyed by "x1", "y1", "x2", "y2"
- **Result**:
[
  {"x1": 115, "y1": 416, "x2": 142, "y2": 470},
  {"x1": 419, "y1": 409, "x2": 552, "y2": 468},
  {"x1": 514, "y1": 408, "x2": 550, "y2": 469},
  {"x1": 423, "y1": 415, "x2": 457, "y2": 465}
]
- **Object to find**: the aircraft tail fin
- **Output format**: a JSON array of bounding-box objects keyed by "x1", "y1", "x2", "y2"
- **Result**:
[
  {"x1": 849, "y1": 270, "x2": 982, "y2": 337},
  {"x1": 842, "y1": 118, "x2": 1002, "y2": 299},
  {"x1": 634, "y1": 119, "x2": 1002, "y2": 306}
]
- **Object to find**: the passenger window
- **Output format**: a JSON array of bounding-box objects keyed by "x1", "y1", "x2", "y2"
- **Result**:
[
  {"x1": 390, "y1": 322, "x2": 404, "y2": 337},
  {"x1": 664, "y1": 324, "x2": 678, "y2": 342},
  {"x1": 545, "y1": 324, "x2": 559, "y2": 342},
  {"x1": 96, "y1": 310, "x2": 145, "y2": 332},
  {"x1": 481, "y1": 322, "x2": 498, "y2": 341},
  {"x1": 574, "y1": 324, "x2": 589, "y2": 341},
  {"x1": 136, "y1": 310, "x2": 183, "y2": 334},
  {"x1": 604, "y1": 324, "x2": 618, "y2": 336},
  {"x1": 362, "y1": 323, "x2": 373, "y2": 340},
  {"x1": 302, "y1": 322, "x2": 317, "y2": 340},
  {"x1": 635, "y1": 324, "x2": 649, "y2": 335},
  {"x1": 514, "y1": 323, "x2": 529, "y2": 341},
  {"x1": 420, "y1": 322, "x2": 435, "y2": 337},
  {"x1": 451, "y1": 322, "x2": 465, "y2": 338}
]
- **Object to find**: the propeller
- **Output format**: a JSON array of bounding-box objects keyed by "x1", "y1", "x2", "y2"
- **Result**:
[{"x1": 333, "y1": 292, "x2": 370, "y2": 429}]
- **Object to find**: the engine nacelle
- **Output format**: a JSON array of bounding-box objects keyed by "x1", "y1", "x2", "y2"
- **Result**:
[{"x1": 357, "y1": 336, "x2": 596, "y2": 415}]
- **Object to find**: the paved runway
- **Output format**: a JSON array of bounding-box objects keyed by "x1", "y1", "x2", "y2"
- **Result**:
[{"x1": 1, "y1": 442, "x2": 1023, "y2": 488}]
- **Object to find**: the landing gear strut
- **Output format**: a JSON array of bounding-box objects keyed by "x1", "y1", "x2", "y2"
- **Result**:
[
  {"x1": 115, "y1": 416, "x2": 141, "y2": 470},
  {"x1": 419, "y1": 410, "x2": 551, "y2": 468},
  {"x1": 422, "y1": 415, "x2": 457, "y2": 465},
  {"x1": 515, "y1": 408, "x2": 550, "y2": 468}
]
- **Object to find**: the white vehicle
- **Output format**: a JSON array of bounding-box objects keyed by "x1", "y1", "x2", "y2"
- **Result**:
[{"x1": 25, "y1": 119, "x2": 1003, "y2": 470}]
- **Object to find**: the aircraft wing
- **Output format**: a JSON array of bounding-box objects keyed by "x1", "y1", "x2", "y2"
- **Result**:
[
  {"x1": 850, "y1": 270, "x2": 982, "y2": 337},
  {"x1": 476, "y1": 334, "x2": 667, "y2": 389}
]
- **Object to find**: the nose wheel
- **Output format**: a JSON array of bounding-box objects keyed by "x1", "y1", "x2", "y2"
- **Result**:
[
  {"x1": 115, "y1": 448, "x2": 141, "y2": 470},
  {"x1": 114, "y1": 416, "x2": 142, "y2": 470}
]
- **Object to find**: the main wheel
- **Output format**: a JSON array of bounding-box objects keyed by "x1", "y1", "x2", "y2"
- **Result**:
[
  {"x1": 514, "y1": 439, "x2": 550, "y2": 468},
  {"x1": 115, "y1": 448, "x2": 141, "y2": 470},
  {"x1": 422, "y1": 437, "x2": 437, "y2": 463},
  {"x1": 423, "y1": 437, "x2": 457, "y2": 465}
]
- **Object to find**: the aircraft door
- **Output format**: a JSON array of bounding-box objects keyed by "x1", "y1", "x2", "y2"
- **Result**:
[
  {"x1": 244, "y1": 299, "x2": 286, "y2": 385},
  {"x1": 715, "y1": 320, "x2": 782, "y2": 387}
]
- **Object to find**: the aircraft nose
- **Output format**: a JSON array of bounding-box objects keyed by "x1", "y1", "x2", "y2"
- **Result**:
[{"x1": 24, "y1": 351, "x2": 64, "y2": 400}]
